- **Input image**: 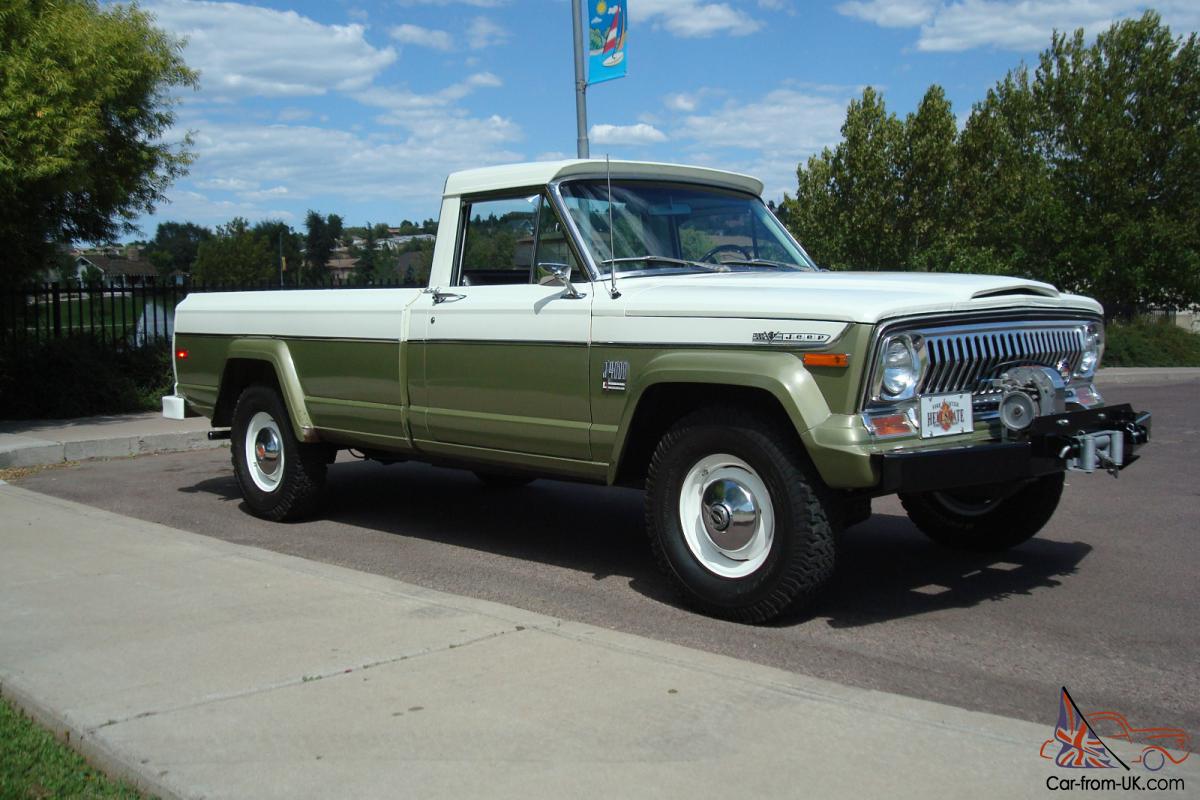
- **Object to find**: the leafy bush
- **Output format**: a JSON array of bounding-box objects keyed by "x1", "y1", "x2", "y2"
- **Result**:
[
  {"x1": 0, "y1": 336, "x2": 172, "y2": 419},
  {"x1": 1103, "y1": 317, "x2": 1200, "y2": 367}
]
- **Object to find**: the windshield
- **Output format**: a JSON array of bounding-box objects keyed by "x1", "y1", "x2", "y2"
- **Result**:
[{"x1": 558, "y1": 180, "x2": 817, "y2": 276}]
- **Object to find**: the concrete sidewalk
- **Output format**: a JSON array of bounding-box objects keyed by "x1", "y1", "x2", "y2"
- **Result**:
[
  {"x1": 3, "y1": 484, "x2": 1193, "y2": 799},
  {"x1": 0, "y1": 411, "x2": 221, "y2": 469}
]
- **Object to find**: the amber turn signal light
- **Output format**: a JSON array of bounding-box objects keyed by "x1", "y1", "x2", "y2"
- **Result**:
[{"x1": 802, "y1": 353, "x2": 849, "y2": 368}]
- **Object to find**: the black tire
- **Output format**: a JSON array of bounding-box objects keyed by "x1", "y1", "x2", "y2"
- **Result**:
[
  {"x1": 644, "y1": 407, "x2": 836, "y2": 623},
  {"x1": 231, "y1": 384, "x2": 327, "y2": 521},
  {"x1": 899, "y1": 472, "x2": 1064, "y2": 552},
  {"x1": 473, "y1": 471, "x2": 535, "y2": 488}
]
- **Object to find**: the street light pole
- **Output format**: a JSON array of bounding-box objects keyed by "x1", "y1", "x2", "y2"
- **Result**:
[{"x1": 571, "y1": 0, "x2": 590, "y2": 158}]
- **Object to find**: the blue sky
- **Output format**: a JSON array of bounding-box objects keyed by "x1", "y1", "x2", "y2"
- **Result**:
[{"x1": 131, "y1": 0, "x2": 1199, "y2": 238}]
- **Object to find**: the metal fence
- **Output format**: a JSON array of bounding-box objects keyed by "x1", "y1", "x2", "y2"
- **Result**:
[{"x1": 0, "y1": 279, "x2": 410, "y2": 348}]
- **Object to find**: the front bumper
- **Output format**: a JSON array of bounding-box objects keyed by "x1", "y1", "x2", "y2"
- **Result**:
[{"x1": 874, "y1": 404, "x2": 1151, "y2": 495}]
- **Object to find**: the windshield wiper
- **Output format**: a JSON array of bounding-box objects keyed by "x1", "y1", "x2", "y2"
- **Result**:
[
  {"x1": 717, "y1": 258, "x2": 800, "y2": 271},
  {"x1": 601, "y1": 255, "x2": 728, "y2": 273}
]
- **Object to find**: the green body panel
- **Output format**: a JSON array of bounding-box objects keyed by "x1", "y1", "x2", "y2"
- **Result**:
[
  {"x1": 285, "y1": 338, "x2": 411, "y2": 449},
  {"x1": 420, "y1": 341, "x2": 591, "y2": 460},
  {"x1": 224, "y1": 338, "x2": 315, "y2": 439},
  {"x1": 176, "y1": 326, "x2": 899, "y2": 490},
  {"x1": 592, "y1": 346, "x2": 854, "y2": 485},
  {"x1": 173, "y1": 334, "x2": 227, "y2": 416},
  {"x1": 807, "y1": 323, "x2": 873, "y2": 415}
]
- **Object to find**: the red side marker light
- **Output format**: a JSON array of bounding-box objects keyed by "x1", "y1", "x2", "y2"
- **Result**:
[{"x1": 176, "y1": 349, "x2": 189, "y2": 360}]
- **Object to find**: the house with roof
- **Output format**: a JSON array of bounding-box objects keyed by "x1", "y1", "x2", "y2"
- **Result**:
[{"x1": 73, "y1": 247, "x2": 158, "y2": 287}]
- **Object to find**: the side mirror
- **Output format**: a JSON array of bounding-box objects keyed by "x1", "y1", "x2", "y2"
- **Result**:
[{"x1": 536, "y1": 262, "x2": 584, "y2": 299}]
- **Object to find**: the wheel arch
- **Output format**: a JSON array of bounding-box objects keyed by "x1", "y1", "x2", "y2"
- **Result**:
[
  {"x1": 212, "y1": 339, "x2": 316, "y2": 441},
  {"x1": 609, "y1": 350, "x2": 832, "y2": 487}
]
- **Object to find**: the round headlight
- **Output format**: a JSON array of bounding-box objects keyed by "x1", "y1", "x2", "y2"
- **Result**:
[
  {"x1": 1077, "y1": 322, "x2": 1104, "y2": 377},
  {"x1": 881, "y1": 336, "x2": 919, "y2": 397}
]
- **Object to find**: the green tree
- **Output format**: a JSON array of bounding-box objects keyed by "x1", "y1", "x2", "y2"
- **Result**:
[
  {"x1": 192, "y1": 218, "x2": 274, "y2": 285},
  {"x1": 785, "y1": 87, "x2": 906, "y2": 269},
  {"x1": 303, "y1": 211, "x2": 344, "y2": 285},
  {"x1": 1031, "y1": 13, "x2": 1200, "y2": 315},
  {"x1": 0, "y1": 0, "x2": 197, "y2": 283},
  {"x1": 350, "y1": 222, "x2": 378, "y2": 284},
  {"x1": 251, "y1": 220, "x2": 301, "y2": 286},
  {"x1": 787, "y1": 12, "x2": 1200, "y2": 316},
  {"x1": 898, "y1": 86, "x2": 959, "y2": 270},
  {"x1": 145, "y1": 221, "x2": 212, "y2": 277}
]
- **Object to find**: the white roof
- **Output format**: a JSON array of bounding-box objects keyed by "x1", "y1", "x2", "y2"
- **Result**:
[{"x1": 442, "y1": 159, "x2": 764, "y2": 197}]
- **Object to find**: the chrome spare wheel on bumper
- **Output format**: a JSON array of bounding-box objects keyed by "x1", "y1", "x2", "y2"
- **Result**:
[
  {"x1": 245, "y1": 411, "x2": 284, "y2": 493},
  {"x1": 679, "y1": 453, "x2": 775, "y2": 578}
]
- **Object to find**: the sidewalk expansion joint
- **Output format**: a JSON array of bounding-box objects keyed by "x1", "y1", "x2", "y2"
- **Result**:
[{"x1": 88, "y1": 625, "x2": 531, "y2": 734}]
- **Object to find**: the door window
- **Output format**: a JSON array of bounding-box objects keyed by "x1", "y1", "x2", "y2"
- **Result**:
[{"x1": 458, "y1": 195, "x2": 540, "y2": 286}]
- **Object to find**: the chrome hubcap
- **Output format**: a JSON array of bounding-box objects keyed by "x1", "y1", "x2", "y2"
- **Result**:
[
  {"x1": 701, "y1": 479, "x2": 759, "y2": 552},
  {"x1": 679, "y1": 454, "x2": 774, "y2": 578},
  {"x1": 254, "y1": 428, "x2": 281, "y2": 475},
  {"x1": 245, "y1": 411, "x2": 285, "y2": 493}
]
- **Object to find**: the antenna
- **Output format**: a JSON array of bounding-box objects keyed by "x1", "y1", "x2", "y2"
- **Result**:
[{"x1": 606, "y1": 154, "x2": 620, "y2": 299}]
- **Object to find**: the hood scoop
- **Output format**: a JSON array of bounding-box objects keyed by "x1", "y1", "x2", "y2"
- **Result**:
[{"x1": 971, "y1": 284, "x2": 1059, "y2": 300}]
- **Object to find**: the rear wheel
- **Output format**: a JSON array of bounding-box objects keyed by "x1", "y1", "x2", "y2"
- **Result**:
[
  {"x1": 231, "y1": 385, "x2": 327, "y2": 521},
  {"x1": 644, "y1": 407, "x2": 836, "y2": 623},
  {"x1": 899, "y1": 473, "x2": 1064, "y2": 551}
]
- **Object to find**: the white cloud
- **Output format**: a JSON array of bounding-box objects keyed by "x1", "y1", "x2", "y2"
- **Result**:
[
  {"x1": 837, "y1": 0, "x2": 935, "y2": 28},
  {"x1": 590, "y1": 123, "x2": 669, "y2": 145},
  {"x1": 440, "y1": 71, "x2": 503, "y2": 100},
  {"x1": 396, "y1": 0, "x2": 507, "y2": 6},
  {"x1": 175, "y1": 118, "x2": 522, "y2": 218},
  {"x1": 146, "y1": 0, "x2": 396, "y2": 96},
  {"x1": 635, "y1": 0, "x2": 761, "y2": 37},
  {"x1": 466, "y1": 17, "x2": 509, "y2": 49},
  {"x1": 674, "y1": 87, "x2": 851, "y2": 198},
  {"x1": 389, "y1": 23, "x2": 454, "y2": 51},
  {"x1": 838, "y1": 0, "x2": 1200, "y2": 52},
  {"x1": 277, "y1": 107, "x2": 313, "y2": 122},
  {"x1": 665, "y1": 92, "x2": 699, "y2": 112}
]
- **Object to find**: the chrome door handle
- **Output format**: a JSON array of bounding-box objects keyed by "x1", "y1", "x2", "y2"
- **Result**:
[{"x1": 425, "y1": 287, "x2": 466, "y2": 305}]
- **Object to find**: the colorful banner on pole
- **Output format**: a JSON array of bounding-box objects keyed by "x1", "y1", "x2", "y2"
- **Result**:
[{"x1": 588, "y1": 0, "x2": 627, "y2": 85}]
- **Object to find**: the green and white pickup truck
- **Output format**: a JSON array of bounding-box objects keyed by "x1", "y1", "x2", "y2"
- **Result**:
[{"x1": 163, "y1": 159, "x2": 1150, "y2": 622}]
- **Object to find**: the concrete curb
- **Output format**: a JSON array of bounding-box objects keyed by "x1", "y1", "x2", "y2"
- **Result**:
[
  {"x1": 0, "y1": 430, "x2": 224, "y2": 470},
  {"x1": 1, "y1": 677, "x2": 185, "y2": 800}
]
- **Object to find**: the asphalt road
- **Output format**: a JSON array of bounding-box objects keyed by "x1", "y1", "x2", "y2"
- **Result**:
[{"x1": 15, "y1": 379, "x2": 1199, "y2": 742}]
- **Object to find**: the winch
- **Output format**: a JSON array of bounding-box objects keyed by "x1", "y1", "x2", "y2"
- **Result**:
[{"x1": 991, "y1": 366, "x2": 1149, "y2": 477}]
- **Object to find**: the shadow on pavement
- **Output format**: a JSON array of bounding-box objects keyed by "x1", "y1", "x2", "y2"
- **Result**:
[{"x1": 178, "y1": 458, "x2": 1093, "y2": 628}]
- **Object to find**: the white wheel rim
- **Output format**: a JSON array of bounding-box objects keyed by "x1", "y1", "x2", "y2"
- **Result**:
[
  {"x1": 245, "y1": 411, "x2": 284, "y2": 493},
  {"x1": 678, "y1": 453, "x2": 775, "y2": 578}
]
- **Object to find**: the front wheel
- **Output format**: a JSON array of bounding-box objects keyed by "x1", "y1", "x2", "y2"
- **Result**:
[
  {"x1": 899, "y1": 473, "x2": 1064, "y2": 551},
  {"x1": 644, "y1": 407, "x2": 836, "y2": 623},
  {"x1": 231, "y1": 385, "x2": 328, "y2": 521}
]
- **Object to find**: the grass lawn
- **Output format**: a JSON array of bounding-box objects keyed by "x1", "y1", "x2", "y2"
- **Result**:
[
  {"x1": 0, "y1": 695, "x2": 149, "y2": 799},
  {"x1": 11, "y1": 292, "x2": 179, "y2": 341}
]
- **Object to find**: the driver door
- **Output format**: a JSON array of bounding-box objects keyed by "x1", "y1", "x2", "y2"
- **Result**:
[{"x1": 413, "y1": 192, "x2": 593, "y2": 461}]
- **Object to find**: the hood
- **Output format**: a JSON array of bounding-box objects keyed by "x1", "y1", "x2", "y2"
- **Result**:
[{"x1": 603, "y1": 270, "x2": 1101, "y2": 324}]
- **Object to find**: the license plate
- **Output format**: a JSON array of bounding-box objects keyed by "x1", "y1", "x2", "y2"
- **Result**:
[{"x1": 919, "y1": 393, "x2": 974, "y2": 439}]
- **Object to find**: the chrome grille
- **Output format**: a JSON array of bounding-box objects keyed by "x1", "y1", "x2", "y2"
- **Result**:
[{"x1": 916, "y1": 322, "x2": 1087, "y2": 398}]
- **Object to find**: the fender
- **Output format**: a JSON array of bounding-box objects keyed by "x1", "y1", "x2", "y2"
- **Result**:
[
  {"x1": 223, "y1": 339, "x2": 317, "y2": 442},
  {"x1": 606, "y1": 350, "x2": 833, "y2": 484}
]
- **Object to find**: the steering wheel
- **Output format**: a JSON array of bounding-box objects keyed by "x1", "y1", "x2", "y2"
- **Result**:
[{"x1": 699, "y1": 243, "x2": 751, "y2": 263}]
